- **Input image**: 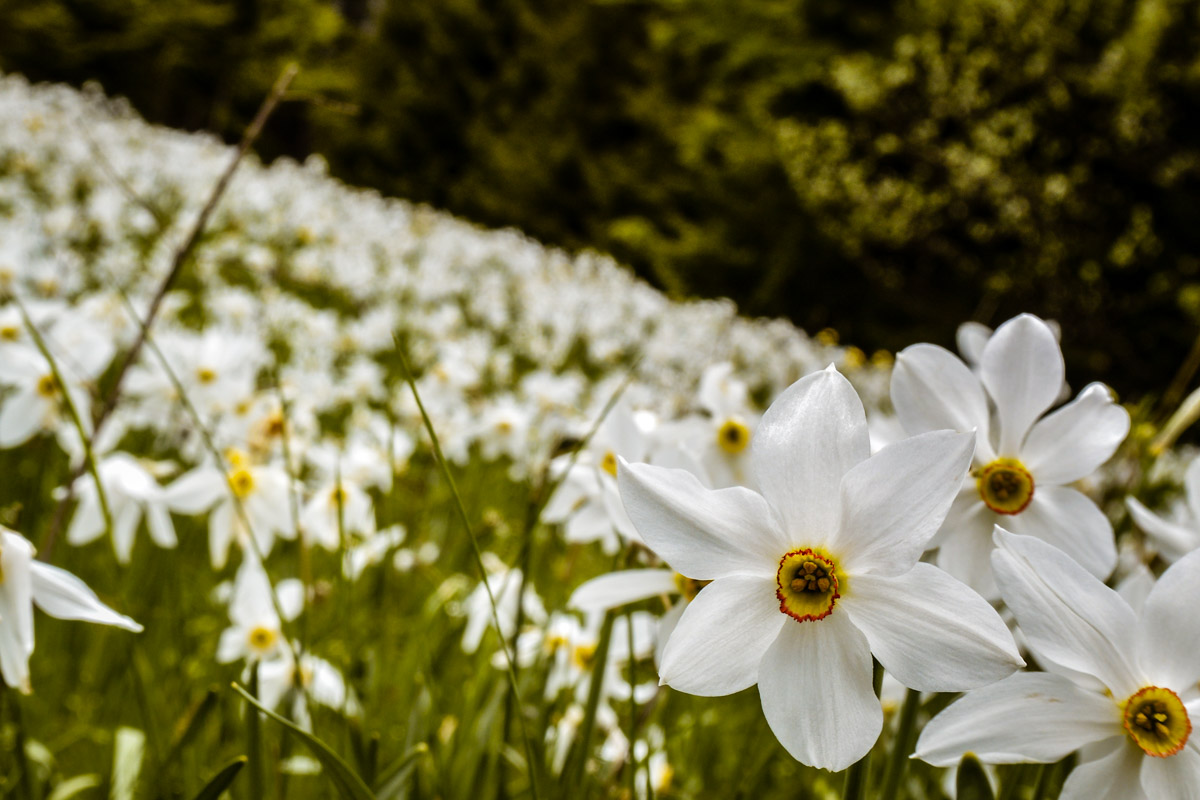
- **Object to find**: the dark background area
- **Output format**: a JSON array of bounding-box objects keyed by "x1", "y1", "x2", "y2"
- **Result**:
[{"x1": 5, "y1": 0, "x2": 1200, "y2": 399}]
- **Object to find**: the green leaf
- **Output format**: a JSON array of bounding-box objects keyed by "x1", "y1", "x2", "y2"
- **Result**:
[
  {"x1": 957, "y1": 754, "x2": 996, "y2": 800},
  {"x1": 231, "y1": 683, "x2": 377, "y2": 800},
  {"x1": 190, "y1": 757, "x2": 247, "y2": 800},
  {"x1": 373, "y1": 743, "x2": 429, "y2": 800}
]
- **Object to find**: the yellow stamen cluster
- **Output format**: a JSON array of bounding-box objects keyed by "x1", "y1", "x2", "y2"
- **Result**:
[
  {"x1": 976, "y1": 458, "x2": 1035, "y2": 515},
  {"x1": 776, "y1": 548, "x2": 842, "y2": 623},
  {"x1": 196, "y1": 367, "x2": 217, "y2": 385},
  {"x1": 1123, "y1": 686, "x2": 1191, "y2": 757},
  {"x1": 601, "y1": 450, "x2": 619, "y2": 478},
  {"x1": 36, "y1": 373, "x2": 58, "y2": 398},
  {"x1": 572, "y1": 642, "x2": 598, "y2": 670},
  {"x1": 247, "y1": 626, "x2": 277, "y2": 653},
  {"x1": 228, "y1": 468, "x2": 256, "y2": 499},
  {"x1": 716, "y1": 418, "x2": 751, "y2": 455}
]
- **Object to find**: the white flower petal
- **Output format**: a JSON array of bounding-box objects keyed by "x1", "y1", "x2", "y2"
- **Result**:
[
  {"x1": 836, "y1": 430, "x2": 975, "y2": 576},
  {"x1": 980, "y1": 315, "x2": 1064, "y2": 457},
  {"x1": 1059, "y1": 738, "x2": 1145, "y2": 800},
  {"x1": 992, "y1": 529, "x2": 1139, "y2": 698},
  {"x1": 112, "y1": 500, "x2": 141, "y2": 564},
  {"x1": 276, "y1": 579, "x2": 306, "y2": 622},
  {"x1": 163, "y1": 467, "x2": 227, "y2": 515},
  {"x1": 144, "y1": 501, "x2": 178, "y2": 549},
  {"x1": 914, "y1": 671, "x2": 1121, "y2": 766},
  {"x1": 657, "y1": 574, "x2": 784, "y2": 696},
  {"x1": 956, "y1": 321, "x2": 992, "y2": 366},
  {"x1": 1141, "y1": 741, "x2": 1200, "y2": 800},
  {"x1": 936, "y1": 505, "x2": 1000, "y2": 600},
  {"x1": 66, "y1": 489, "x2": 105, "y2": 546},
  {"x1": 841, "y1": 564, "x2": 1022, "y2": 692},
  {"x1": 0, "y1": 530, "x2": 36, "y2": 693},
  {"x1": 1021, "y1": 383, "x2": 1128, "y2": 485},
  {"x1": 891, "y1": 343, "x2": 994, "y2": 462},
  {"x1": 1134, "y1": 547, "x2": 1200, "y2": 689},
  {"x1": 751, "y1": 366, "x2": 868, "y2": 546},
  {"x1": 569, "y1": 569, "x2": 679, "y2": 612},
  {"x1": 217, "y1": 626, "x2": 246, "y2": 664},
  {"x1": 757, "y1": 612, "x2": 880, "y2": 771},
  {"x1": 1125, "y1": 496, "x2": 1198, "y2": 562},
  {"x1": 30, "y1": 562, "x2": 142, "y2": 631},
  {"x1": 0, "y1": 389, "x2": 47, "y2": 448},
  {"x1": 1006, "y1": 486, "x2": 1117, "y2": 581},
  {"x1": 1186, "y1": 458, "x2": 1200, "y2": 523},
  {"x1": 654, "y1": 602, "x2": 686, "y2": 667},
  {"x1": 618, "y1": 461, "x2": 784, "y2": 580}
]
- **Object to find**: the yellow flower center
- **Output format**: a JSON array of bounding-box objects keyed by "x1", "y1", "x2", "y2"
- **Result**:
[
  {"x1": 228, "y1": 468, "x2": 256, "y2": 498},
  {"x1": 247, "y1": 626, "x2": 277, "y2": 653},
  {"x1": 601, "y1": 450, "x2": 619, "y2": 478},
  {"x1": 776, "y1": 548, "x2": 842, "y2": 623},
  {"x1": 1123, "y1": 686, "x2": 1191, "y2": 757},
  {"x1": 330, "y1": 485, "x2": 347, "y2": 506},
  {"x1": 36, "y1": 373, "x2": 58, "y2": 398},
  {"x1": 572, "y1": 642, "x2": 598, "y2": 670},
  {"x1": 672, "y1": 572, "x2": 711, "y2": 602},
  {"x1": 716, "y1": 418, "x2": 751, "y2": 455},
  {"x1": 0, "y1": 325, "x2": 19, "y2": 341},
  {"x1": 976, "y1": 458, "x2": 1035, "y2": 515},
  {"x1": 196, "y1": 367, "x2": 217, "y2": 384}
]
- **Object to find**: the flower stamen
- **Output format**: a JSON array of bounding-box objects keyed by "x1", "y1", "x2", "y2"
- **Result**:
[
  {"x1": 977, "y1": 458, "x2": 1035, "y2": 515},
  {"x1": 716, "y1": 418, "x2": 750, "y2": 455},
  {"x1": 1123, "y1": 686, "x2": 1191, "y2": 757},
  {"x1": 776, "y1": 548, "x2": 842, "y2": 623}
]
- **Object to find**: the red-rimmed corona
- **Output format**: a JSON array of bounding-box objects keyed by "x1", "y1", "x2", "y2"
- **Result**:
[{"x1": 776, "y1": 548, "x2": 842, "y2": 622}]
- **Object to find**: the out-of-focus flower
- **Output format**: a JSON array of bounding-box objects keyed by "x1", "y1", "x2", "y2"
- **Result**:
[
  {"x1": 216, "y1": 555, "x2": 303, "y2": 665},
  {"x1": 892, "y1": 314, "x2": 1129, "y2": 598},
  {"x1": 621, "y1": 367, "x2": 1021, "y2": 770},
  {"x1": 67, "y1": 452, "x2": 176, "y2": 563},
  {"x1": 1126, "y1": 458, "x2": 1200, "y2": 562},
  {"x1": 917, "y1": 529, "x2": 1200, "y2": 800},
  {"x1": 0, "y1": 525, "x2": 142, "y2": 693}
]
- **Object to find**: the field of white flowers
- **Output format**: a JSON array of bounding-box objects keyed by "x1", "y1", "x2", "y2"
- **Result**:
[{"x1": 1, "y1": 71, "x2": 1198, "y2": 800}]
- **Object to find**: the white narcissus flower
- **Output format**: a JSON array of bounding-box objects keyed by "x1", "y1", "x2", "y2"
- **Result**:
[
  {"x1": 917, "y1": 529, "x2": 1200, "y2": 800},
  {"x1": 1126, "y1": 458, "x2": 1200, "y2": 563},
  {"x1": 619, "y1": 366, "x2": 1023, "y2": 770},
  {"x1": 163, "y1": 449, "x2": 295, "y2": 569},
  {"x1": 216, "y1": 556, "x2": 304, "y2": 665},
  {"x1": 67, "y1": 452, "x2": 177, "y2": 564},
  {"x1": 892, "y1": 313, "x2": 1130, "y2": 598},
  {"x1": 0, "y1": 526, "x2": 142, "y2": 693}
]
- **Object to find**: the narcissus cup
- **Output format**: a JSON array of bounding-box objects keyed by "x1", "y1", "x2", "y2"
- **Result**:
[{"x1": 618, "y1": 366, "x2": 1023, "y2": 771}]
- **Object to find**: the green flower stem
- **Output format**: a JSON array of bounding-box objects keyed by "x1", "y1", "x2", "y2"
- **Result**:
[
  {"x1": 842, "y1": 662, "x2": 884, "y2": 800},
  {"x1": 879, "y1": 688, "x2": 922, "y2": 800}
]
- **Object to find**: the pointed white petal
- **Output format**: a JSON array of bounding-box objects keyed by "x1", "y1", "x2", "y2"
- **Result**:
[
  {"x1": 757, "y1": 613, "x2": 880, "y2": 771},
  {"x1": 1021, "y1": 383, "x2": 1128, "y2": 485},
  {"x1": 1006, "y1": 486, "x2": 1117, "y2": 580},
  {"x1": 841, "y1": 564, "x2": 1022, "y2": 692},
  {"x1": 217, "y1": 627, "x2": 246, "y2": 663},
  {"x1": 992, "y1": 529, "x2": 1139, "y2": 698},
  {"x1": 569, "y1": 569, "x2": 679, "y2": 612},
  {"x1": 1059, "y1": 738, "x2": 1146, "y2": 800},
  {"x1": 1186, "y1": 458, "x2": 1200, "y2": 523},
  {"x1": 66, "y1": 489, "x2": 105, "y2": 546},
  {"x1": 0, "y1": 531, "x2": 35, "y2": 693},
  {"x1": 30, "y1": 562, "x2": 142, "y2": 631},
  {"x1": 618, "y1": 461, "x2": 784, "y2": 580},
  {"x1": 657, "y1": 575, "x2": 784, "y2": 696},
  {"x1": 0, "y1": 389, "x2": 47, "y2": 448},
  {"x1": 1141, "y1": 741, "x2": 1200, "y2": 800},
  {"x1": 276, "y1": 579, "x2": 305, "y2": 622},
  {"x1": 836, "y1": 430, "x2": 975, "y2": 576},
  {"x1": 914, "y1": 671, "x2": 1120, "y2": 766},
  {"x1": 936, "y1": 507, "x2": 1000, "y2": 600},
  {"x1": 144, "y1": 501, "x2": 178, "y2": 549},
  {"x1": 208, "y1": 500, "x2": 235, "y2": 570},
  {"x1": 1125, "y1": 496, "x2": 1199, "y2": 561},
  {"x1": 1115, "y1": 562, "x2": 1156, "y2": 616},
  {"x1": 890, "y1": 343, "x2": 993, "y2": 461},
  {"x1": 1134, "y1": 547, "x2": 1200, "y2": 689},
  {"x1": 750, "y1": 366, "x2": 869, "y2": 546},
  {"x1": 654, "y1": 602, "x2": 686, "y2": 667},
  {"x1": 980, "y1": 315, "x2": 1064, "y2": 457},
  {"x1": 163, "y1": 467, "x2": 226, "y2": 515},
  {"x1": 112, "y1": 501, "x2": 141, "y2": 564},
  {"x1": 957, "y1": 321, "x2": 993, "y2": 366}
]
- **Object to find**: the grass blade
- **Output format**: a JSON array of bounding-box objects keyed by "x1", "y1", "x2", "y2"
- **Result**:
[
  {"x1": 231, "y1": 683, "x2": 376, "y2": 800},
  {"x1": 191, "y1": 757, "x2": 248, "y2": 800}
]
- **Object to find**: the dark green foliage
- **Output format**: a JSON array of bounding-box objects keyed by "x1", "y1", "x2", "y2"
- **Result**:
[{"x1": 3, "y1": 0, "x2": 1200, "y2": 394}]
